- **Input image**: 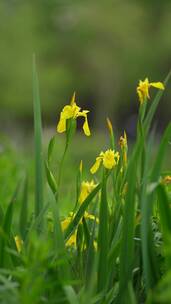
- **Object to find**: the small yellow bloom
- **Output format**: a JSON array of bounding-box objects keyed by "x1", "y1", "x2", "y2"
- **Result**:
[
  {"x1": 119, "y1": 131, "x2": 127, "y2": 149},
  {"x1": 65, "y1": 231, "x2": 77, "y2": 247},
  {"x1": 161, "y1": 175, "x2": 171, "y2": 185},
  {"x1": 93, "y1": 240, "x2": 98, "y2": 251},
  {"x1": 90, "y1": 149, "x2": 120, "y2": 174},
  {"x1": 79, "y1": 180, "x2": 97, "y2": 204},
  {"x1": 61, "y1": 211, "x2": 98, "y2": 248},
  {"x1": 137, "y1": 78, "x2": 165, "y2": 104},
  {"x1": 61, "y1": 217, "x2": 72, "y2": 231},
  {"x1": 84, "y1": 211, "x2": 99, "y2": 224},
  {"x1": 61, "y1": 213, "x2": 76, "y2": 247},
  {"x1": 14, "y1": 235, "x2": 23, "y2": 253},
  {"x1": 57, "y1": 92, "x2": 91, "y2": 136}
]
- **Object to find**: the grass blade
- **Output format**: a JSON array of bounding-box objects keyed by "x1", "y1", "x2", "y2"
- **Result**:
[
  {"x1": 97, "y1": 172, "x2": 109, "y2": 293},
  {"x1": 33, "y1": 55, "x2": 44, "y2": 219},
  {"x1": 118, "y1": 158, "x2": 137, "y2": 303},
  {"x1": 157, "y1": 184, "x2": 171, "y2": 233},
  {"x1": 0, "y1": 184, "x2": 19, "y2": 267},
  {"x1": 19, "y1": 175, "x2": 28, "y2": 240}
]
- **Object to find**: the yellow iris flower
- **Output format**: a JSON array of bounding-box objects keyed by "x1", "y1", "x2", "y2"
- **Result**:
[
  {"x1": 14, "y1": 235, "x2": 23, "y2": 253},
  {"x1": 161, "y1": 175, "x2": 171, "y2": 185},
  {"x1": 79, "y1": 180, "x2": 97, "y2": 204},
  {"x1": 61, "y1": 211, "x2": 98, "y2": 247},
  {"x1": 137, "y1": 78, "x2": 164, "y2": 104},
  {"x1": 119, "y1": 131, "x2": 127, "y2": 149},
  {"x1": 90, "y1": 149, "x2": 120, "y2": 174},
  {"x1": 57, "y1": 92, "x2": 91, "y2": 136}
]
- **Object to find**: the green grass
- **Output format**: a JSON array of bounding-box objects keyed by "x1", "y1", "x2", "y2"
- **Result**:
[{"x1": 0, "y1": 66, "x2": 171, "y2": 304}]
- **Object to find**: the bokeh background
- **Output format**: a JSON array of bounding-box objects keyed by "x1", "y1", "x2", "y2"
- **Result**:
[
  {"x1": 1, "y1": 0, "x2": 171, "y2": 212},
  {"x1": 1, "y1": 0, "x2": 171, "y2": 135}
]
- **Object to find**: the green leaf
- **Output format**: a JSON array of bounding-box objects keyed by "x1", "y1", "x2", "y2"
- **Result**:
[
  {"x1": 48, "y1": 188, "x2": 70, "y2": 282},
  {"x1": 85, "y1": 219, "x2": 96, "y2": 290},
  {"x1": 151, "y1": 122, "x2": 171, "y2": 181},
  {"x1": 0, "y1": 184, "x2": 19, "y2": 267},
  {"x1": 140, "y1": 123, "x2": 171, "y2": 292},
  {"x1": 19, "y1": 175, "x2": 28, "y2": 240},
  {"x1": 64, "y1": 286, "x2": 79, "y2": 304},
  {"x1": 82, "y1": 217, "x2": 90, "y2": 250},
  {"x1": 48, "y1": 135, "x2": 56, "y2": 164},
  {"x1": 97, "y1": 171, "x2": 109, "y2": 293},
  {"x1": 45, "y1": 161, "x2": 58, "y2": 196},
  {"x1": 118, "y1": 158, "x2": 137, "y2": 303},
  {"x1": 33, "y1": 54, "x2": 44, "y2": 219},
  {"x1": 157, "y1": 184, "x2": 171, "y2": 233}
]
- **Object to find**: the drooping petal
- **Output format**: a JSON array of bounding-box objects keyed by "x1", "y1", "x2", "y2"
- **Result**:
[
  {"x1": 83, "y1": 115, "x2": 91, "y2": 136},
  {"x1": 90, "y1": 157, "x2": 102, "y2": 174},
  {"x1": 114, "y1": 151, "x2": 120, "y2": 164},
  {"x1": 66, "y1": 231, "x2": 77, "y2": 247},
  {"x1": 57, "y1": 115, "x2": 67, "y2": 133},
  {"x1": 79, "y1": 184, "x2": 89, "y2": 204},
  {"x1": 137, "y1": 88, "x2": 144, "y2": 104},
  {"x1": 14, "y1": 235, "x2": 23, "y2": 253},
  {"x1": 77, "y1": 110, "x2": 91, "y2": 136},
  {"x1": 137, "y1": 78, "x2": 150, "y2": 104},
  {"x1": 61, "y1": 217, "x2": 71, "y2": 231},
  {"x1": 150, "y1": 82, "x2": 165, "y2": 90}
]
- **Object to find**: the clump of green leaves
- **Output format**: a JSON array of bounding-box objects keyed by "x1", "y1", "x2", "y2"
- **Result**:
[{"x1": 0, "y1": 63, "x2": 171, "y2": 304}]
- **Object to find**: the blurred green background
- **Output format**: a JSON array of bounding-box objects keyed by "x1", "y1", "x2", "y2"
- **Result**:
[
  {"x1": 1, "y1": 0, "x2": 171, "y2": 214},
  {"x1": 1, "y1": 0, "x2": 171, "y2": 135}
]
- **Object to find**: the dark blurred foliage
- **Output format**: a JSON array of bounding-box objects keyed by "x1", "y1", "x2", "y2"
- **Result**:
[{"x1": 0, "y1": 0, "x2": 171, "y2": 134}]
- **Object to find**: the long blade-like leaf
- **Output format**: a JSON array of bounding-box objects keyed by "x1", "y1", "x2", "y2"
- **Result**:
[{"x1": 33, "y1": 55, "x2": 44, "y2": 219}]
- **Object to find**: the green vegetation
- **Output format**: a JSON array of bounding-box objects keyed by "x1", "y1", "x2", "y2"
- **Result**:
[{"x1": 0, "y1": 61, "x2": 171, "y2": 304}]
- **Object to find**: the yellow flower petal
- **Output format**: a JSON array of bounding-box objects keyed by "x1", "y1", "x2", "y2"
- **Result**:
[
  {"x1": 93, "y1": 240, "x2": 98, "y2": 251},
  {"x1": 62, "y1": 105, "x2": 75, "y2": 119},
  {"x1": 161, "y1": 175, "x2": 171, "y2": 185},
  {"x1": 77, "y1": 110, "x2": 91, "y2": 136},
  {"x1": 137, "y1": 88, "x2": 144, "y2": 104},
  {"x1": 137, "y1": 78, "x2": 164, "y2": 104},
  {"x1": 57, "y1": 116, "x2": 67, "y2": 133},
  {"x1": 83, "y1": 115, "x2": 91, "y2": 136},
  {"x1": 90, "y1": 157, "x2": 102, "y2": 174},
  {"x1": 14, "y1": 235, "x2": 23, "y2": 253},
  {"x1": 79, "y1": 185, "x2": 89, "y2": 204},
  {"x1": 150, "y1": 82, "x2": 165, "y2": 90},
  {"x1": 57, "y1": 95, "x2": 90, "y2": 137},
  {"x1": 79, "y1": 180, "x2": 97, "y2": 204},
  {"x1": 114, "y1": 151, "x2": 120, "y2": 164},
  {"x1": 61, "y1": 217, "x2": 71, "y2": 231},
  {"x1": 66, "y1": 231, "x2": 77, "y2": 247},
  {"x1": 84, "y1": 211, "x2": 99, "y2": 223},
  {"x1": 103, "y1": 149, "x2": 116, "y2": 169},
  {"x1": 119, "y1": 131, "x2": 127, "y2": 149}
]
